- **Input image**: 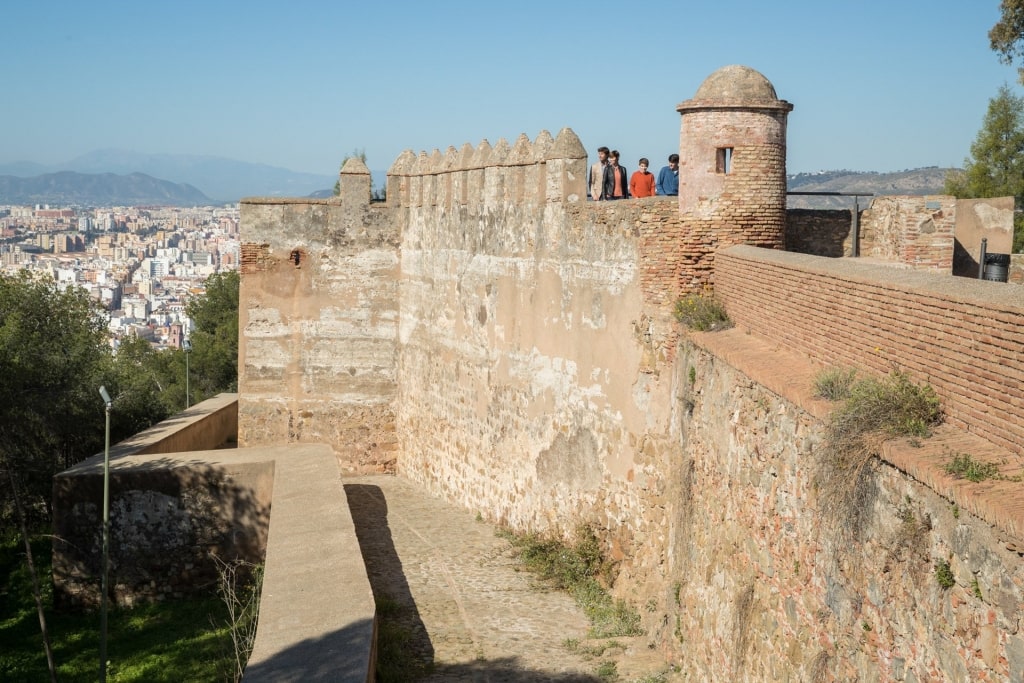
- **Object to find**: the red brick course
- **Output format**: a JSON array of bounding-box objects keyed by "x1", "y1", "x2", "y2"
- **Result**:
[{"x1": 716, "y1": 245, "x2": 1024, "y2": 456}]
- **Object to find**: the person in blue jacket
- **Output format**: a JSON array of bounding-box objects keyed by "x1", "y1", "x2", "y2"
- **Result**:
[{"x1": 657, "y1": 153, "x2": 679, "y2": 196}]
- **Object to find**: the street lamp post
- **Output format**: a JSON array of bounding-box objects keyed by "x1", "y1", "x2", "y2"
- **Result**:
[
  {"x1": 98, "y1": 385, "x2": 113, "y2": 683},
  {"x1": 182, "y1": 338, "x2": 192, "y2": 409}
]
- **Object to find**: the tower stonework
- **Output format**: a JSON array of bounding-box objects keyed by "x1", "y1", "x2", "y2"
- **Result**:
[{"x1": 676, "y1": 65, "x2": 793, "y2": 287}]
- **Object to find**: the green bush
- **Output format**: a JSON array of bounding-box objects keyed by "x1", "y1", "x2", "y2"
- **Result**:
[
  {"x1": 500, "y1": 525, "x2": 642, "y2": 638},
  {"x1": 813, "y1": 367, "x2": 857, "y2": 401},
  {"x1": 828, "y1": 370, "x2": 941, "y2": 441},
  {"x1": 673, "y1": 289, "x2": 730, "y2": 332},
  {"x1": 935, "y1": 559, "x2": 955, "y2": 589}
]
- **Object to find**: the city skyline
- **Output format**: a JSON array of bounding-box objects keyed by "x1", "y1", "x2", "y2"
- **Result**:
[{"x1": 2, "y1": 1, "x2": 1019, "y2": 179}]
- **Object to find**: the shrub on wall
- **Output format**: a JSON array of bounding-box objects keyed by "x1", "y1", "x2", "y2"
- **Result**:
[
  {"x1": 814, "y1": 369, "x2": 943, "y2": 541},
  {"x1": 673, "y1": 288, "x2": 731, "y2": 332}
]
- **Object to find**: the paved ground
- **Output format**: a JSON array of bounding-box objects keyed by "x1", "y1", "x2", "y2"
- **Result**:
[{"x1": 343, "y1": 474, "x2": 680, "y2": 683}]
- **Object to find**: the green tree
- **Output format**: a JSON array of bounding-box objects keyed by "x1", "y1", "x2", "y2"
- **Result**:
[
  {"x1": 109, "y1": 333, "x2": 174, "y2": 429},
  {"x1": 0, "y1": 272, "x2": 110, "y2": 523},
  {"x1": 185, "y1": 270, "x2": 239, "y2": 403},
  {"x1": 991, "y1": 0, "x2": 1024, "y2": 84},
  {"x1": 0, "y1": 274, "x2": 179, "y2": 524},
  {"x1": 333, "y1": 148, "x2": 368, "y2": 196},
  {"x1": 944, "y1": 85, "x2": 1024, "y2": 252}
]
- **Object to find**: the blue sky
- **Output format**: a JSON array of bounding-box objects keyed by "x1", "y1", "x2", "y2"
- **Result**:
[{"x1": 1, "y1": 1, "x2": 1019, "y2": 177}]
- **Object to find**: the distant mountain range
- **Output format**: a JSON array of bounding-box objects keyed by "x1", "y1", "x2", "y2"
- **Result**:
[
  {"x1": 0, "y1": 172, "x2": 211, "y2": 207},
  {"x1": 0, "y1": 149, "x2": 338, "y2": 204},
  {"x1": 0, "y1": 149, "x2": 953, "y2": 208}
]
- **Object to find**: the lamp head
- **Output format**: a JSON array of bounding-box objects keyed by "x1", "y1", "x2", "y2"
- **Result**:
[
  {"x1": 182, "y1": 338, "x2": 192, "y2": 352},
  {"x1": 99, "y1": 386, "x2": 112, "y2": 404}
]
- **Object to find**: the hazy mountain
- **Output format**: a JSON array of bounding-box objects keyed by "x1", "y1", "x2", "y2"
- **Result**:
[
  {"x1": 787, "y1": 167, "x2": 953, "y2": 208},
  {"x1": 0, "y1": 171, "x2": 211, "y2": 207},
  {"x1": 0, "y1": 150, "x2": 336, "y2": 202}
]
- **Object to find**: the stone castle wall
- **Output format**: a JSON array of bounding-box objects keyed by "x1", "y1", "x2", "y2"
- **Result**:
[
  {"x1": 390, "y1": 130, "x2": 686, "y2": 532},
  {"x1": 238, "y1": 194, "x2": 400, "y2": 473},
  {"x1": 641, "y1": 335, "x2": 1024, "y2": 681},
  {"x1": 238, "y1": 125, "x2": 1024, "y2": 680}
]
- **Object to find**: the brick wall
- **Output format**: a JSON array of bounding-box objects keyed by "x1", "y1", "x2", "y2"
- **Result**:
[
  {"x1": 860, "y1": 195, "x2": 956, "y2": 271},
  {"x1": 716, "y1": 245, "x2": 1024, "y2": 455}
]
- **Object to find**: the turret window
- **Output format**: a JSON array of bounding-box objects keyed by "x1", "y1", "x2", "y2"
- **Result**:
[{"x1": 716, "y1": 147, "x2": 733, "y2": 174}]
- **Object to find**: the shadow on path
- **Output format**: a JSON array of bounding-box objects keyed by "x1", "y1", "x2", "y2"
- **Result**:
[{"x1": 344, "y1": 483, "x2": 434, "y2": 669}]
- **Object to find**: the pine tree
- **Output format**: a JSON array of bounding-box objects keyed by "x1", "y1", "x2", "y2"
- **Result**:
[{"x1": 944, "y1": 85, "x2": 1024, "y2": 252}]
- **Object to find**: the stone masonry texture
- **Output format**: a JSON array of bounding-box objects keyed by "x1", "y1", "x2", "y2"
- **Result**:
[{"x1": 237, "y1": 67, "x2": 1024, "y2": 680}]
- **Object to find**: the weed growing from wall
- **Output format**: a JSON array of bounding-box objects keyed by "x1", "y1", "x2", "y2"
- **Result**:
[
  {"x1": 673, "y1": 288, "x2": 731, "y2": 332},
  {"x1": 731, "y1": 582, "x2": 756, "y2": 674},
  {"x1": 499, "y1": 525, "x2": 642, "y2": 638},
  {"x1": 935, "y1": 559, "x2": 955, "y2": 589},
  {"x1": 813, "y1": 367, "x2": 857, "y2": 401},
  {"x1": 943, "y1": 452, "x2": 1002, "y2": 483},
  {"x1": 814, "y1": 369, "x2": 942, "y2": 543},
  {"x1": 808, "y1": 649, "x2": 832, "y2": 683},
  {"x1": 887, "y1": 498, "x2": 932, "y2": 568}
]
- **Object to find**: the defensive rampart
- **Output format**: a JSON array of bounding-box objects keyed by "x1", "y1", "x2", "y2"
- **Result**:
[{"x1": 238, "y1": 121, "x2": 1024, "y2": 678}]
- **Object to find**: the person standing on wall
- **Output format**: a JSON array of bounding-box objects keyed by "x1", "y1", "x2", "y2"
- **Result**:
[
  {"x1": 630, "y1": 157, "x2": 656, "y2": 198},
  {"x1": 589, "y1": 146, "x2": 610, "y2": 200},
  {"x1": 602, "y1": 150, "x2": 629, "y2": 200},
  {"x1": 656, "y1": 153, "x2": 679, "y2": 196}
]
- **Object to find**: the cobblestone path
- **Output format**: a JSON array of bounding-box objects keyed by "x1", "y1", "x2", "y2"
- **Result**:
[{"x1": 343, "y1": 474, "x2": 681, "y2": 683}]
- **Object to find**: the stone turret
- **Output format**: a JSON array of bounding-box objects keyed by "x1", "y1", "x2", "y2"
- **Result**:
[
  {"x1": 675, "y1": 65, "x2": 793, "y2": 284},
  {"x1": 338, "y1": 156, "x2": 371, "y2": 208}
]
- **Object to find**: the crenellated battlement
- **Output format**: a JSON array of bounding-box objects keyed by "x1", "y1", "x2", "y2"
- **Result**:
[{"x1": 385, "y1": 128, "x2": 587, "y2": 211}]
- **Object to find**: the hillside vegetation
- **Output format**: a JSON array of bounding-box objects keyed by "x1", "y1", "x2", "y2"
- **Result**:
[{"x1": 787, "y1": 167, "x2": 953, "y2": 208}]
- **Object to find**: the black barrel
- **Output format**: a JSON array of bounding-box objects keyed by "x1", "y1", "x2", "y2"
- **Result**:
[{"x1": 983, "y1": 252, "x2": 1010, "y2": 282}]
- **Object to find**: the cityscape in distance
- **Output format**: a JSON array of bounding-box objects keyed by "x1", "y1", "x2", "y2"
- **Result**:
[
  {"x1": 0, "y1": 151, "x2": 951, "y2": 353},
  {"x1": 0, "y1": 202, "x2": 240, "y2": 352}
]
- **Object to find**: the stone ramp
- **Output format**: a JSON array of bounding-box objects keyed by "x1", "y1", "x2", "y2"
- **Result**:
[{"x1": 344, "y1": 474, "x2": 680, "y2": 682}]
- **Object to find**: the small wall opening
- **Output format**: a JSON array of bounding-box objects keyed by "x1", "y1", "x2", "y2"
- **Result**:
[
  {"x1": 716, "y1": 147, "x2": 733, "y2": 174},
  {"x1": 289, "y1": 249, "x2": 304, "y2": 267}
]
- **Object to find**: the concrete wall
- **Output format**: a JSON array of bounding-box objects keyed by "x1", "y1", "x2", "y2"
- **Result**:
[
  {"x1": 953, "y1": 196, "x2": 1016, "y2": 277},
  {"x1": 53, "y1": 456, "x2": 272, "y2": 608},
  {"x1": 52, "y1": 394, "x2": 266, "y2": 608},
  {"x1": 53, "y1": 435, "x2": 377, "y2": 682}
]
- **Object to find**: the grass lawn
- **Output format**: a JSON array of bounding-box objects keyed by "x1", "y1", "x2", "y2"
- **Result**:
[{"x1": 1, "y1": 532, "x2": 238, "y2": 682}]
